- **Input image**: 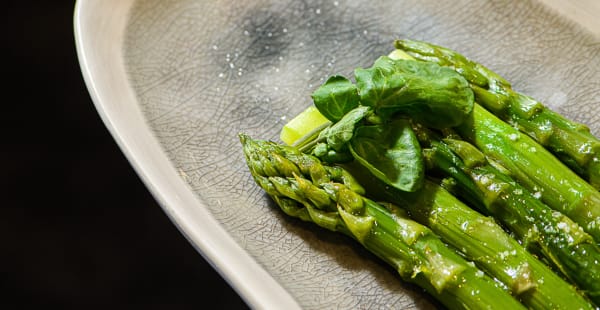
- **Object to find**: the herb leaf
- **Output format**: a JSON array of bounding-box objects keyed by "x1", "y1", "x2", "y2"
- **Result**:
[
  {"x1": 349, "y1": 119, "x2": 424, "y2": 192},
  {"x1": 354, "y1": 56, "x2": 473, "y2": 129},
  {"x1": 311, "y1": 75, "x2": 360, "y2": 122},
  {"x1": 319, "y1": 105, "x2": 372, "y2": 152}
]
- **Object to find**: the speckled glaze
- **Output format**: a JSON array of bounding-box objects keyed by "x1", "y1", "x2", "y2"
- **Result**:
[{"x1": 76, "y1": 0, "x2": 600, "y2": 308}]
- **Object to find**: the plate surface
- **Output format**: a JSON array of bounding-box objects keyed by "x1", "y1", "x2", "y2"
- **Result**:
[{"x1": 76, "y1": 0, "x2": 600, "y2": 308}]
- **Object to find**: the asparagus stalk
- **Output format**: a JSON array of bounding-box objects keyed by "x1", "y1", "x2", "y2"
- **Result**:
[
  {"x1": 240, "y1": 134, "x2": 525, "y2": 310},
  {"x1": 389, "y1": 44, "x2": 600, "y2": 243},
  {"x1": 475, "y1": 87, "x2": 600, "y2": 189},
  {"x1": 394, "y1": 39, "x2": 600, "y2": 190},
  {"x1": 348, "y1": 164, "x2": 594, "y2": 310},
  {"x1": 457, "y1": 104, "x2": 600, "y2": 242},
  {"x1": 282, "y1": 101, "x2": 597, "y2": 307},
  {"x1": 418, "y1": 128, "x2": 600, "y2": 305}
]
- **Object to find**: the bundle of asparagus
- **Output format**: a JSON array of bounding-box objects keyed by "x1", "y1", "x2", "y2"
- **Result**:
[
  {"x1": 240, "y1": 39, "x2": 599, "y2": 309},
  {"x1": 395, "y1": 39, "x2": 600, "y2": 191},
  {"x1": 395, "y1": 40, "x2": 600, "y2": 240},
  {"x1": 241, "y1": 135, "x2": 526, "y2": 310}
]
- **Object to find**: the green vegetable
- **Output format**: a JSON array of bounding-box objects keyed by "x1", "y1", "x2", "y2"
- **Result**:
[
  {"x1": 309, "y1": 108, "x2": 425, "y2": 192},
  {"x1": 475, "y1": 88, "x2": 600, "y2": 189},
  {"x1": 300, "y1": 56, "x2": 474, "y2": 192},
  {"x1": 456, "y1": 105, "x2": 600, "y2": 242},
  {"x1": 349, "y1": 118, "x2": 424, "y2": 192},
  {"x1": 345, "y1": 160, "x2": 594, "y2": 309},
  {"x1": 247, "y1": 39, "x2": 600, "y2": 308},
  {"x1": 354, "y1": 56, "x2": 474, "y2": 128},
  {"x1": 394, "y1": 39, "x2": 600, "y2": 190},
  {"x1": 316, "y1": 105, "x2": 371, "y2": 153},
  {"x1": 391, "y1": 39, "x2": 600, "y2": 242},
  {"x1": 280, "y1": 106, "x2": 330, "y2": 146},
  {"x1": 240, "y1": 134, "x2": 525, "y2": 310},
  {"x1": 311, "y1": 75, "x2": 360, "y2": 122},
  {"x1": 419, "y1": 129, "x2": 600, "y2": 305},
  {"x1": 393, "y1": 39, "x2": 510, "y2": 91},
  {"x1": 306, "y1": 106, "x2": 372, "y2": 163}
]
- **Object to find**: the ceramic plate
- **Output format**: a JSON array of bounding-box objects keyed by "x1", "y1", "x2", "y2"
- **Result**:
[{"x1": 75, "y1": 0, "x2": 600, "y2": 308}]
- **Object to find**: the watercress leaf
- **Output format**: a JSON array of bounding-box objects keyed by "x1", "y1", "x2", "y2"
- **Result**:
[
  {"x1": 319, "y1": 105, "x2": 372, "y2": 152},
  {"x1": 354, "y1": 56, "x2": 473, "y2": 129},
  {"x1": 311, "y1": 75, "x2": 360, "y2": 122},
  {"x1": 349, "y1": 119, "x2": 424, "y2": 192},
  {"x1": 354, "y1": 57, "x2": 404, "y2": 108}
]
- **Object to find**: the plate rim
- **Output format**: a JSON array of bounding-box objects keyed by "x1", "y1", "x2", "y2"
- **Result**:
[{"x1": 73, "y1": 0, "x2": 301, "y2": 308}]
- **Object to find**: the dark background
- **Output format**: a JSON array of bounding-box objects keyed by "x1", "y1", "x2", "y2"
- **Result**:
[{"x1": 3, "y1": 1, "x2": 248, "y2": 308}]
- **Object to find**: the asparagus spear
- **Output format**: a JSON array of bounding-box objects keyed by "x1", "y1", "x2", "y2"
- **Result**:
[
  {"x1": 388, "y1": 46, "x2": 600, "y2": 243},
  {"x1": 347, "y1": 164, "x2": 594, "y2": 310},
  {"x1": 240, "y1": 134, "x2": 525, "y2": 310},
  {"x1": 456, "y1": 104, "x2": 600, "y2": 242},
  {"x1": 394, "y1": 39, "x2": 600, "y2": 190},
  {"x1": 418, "y1": 128, "x2": 600, "y2": 305},
  {"x1": 281, "y1": 100, "x2": 596, "y2": 307}
]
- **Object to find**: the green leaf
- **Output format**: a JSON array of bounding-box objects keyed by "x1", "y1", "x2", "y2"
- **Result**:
[
  {"x1": 354, "y1": 56, "x2": 474, "y2": 129},
  {"x1": 311, "y1": 75, "x2": 360, "y2": 122},
  {"x1": 349, "y1": 119, "x2": 424, "y2": 192},
  {"x1": 318, "y1": 105, "x2": 371, "y2": 152}
]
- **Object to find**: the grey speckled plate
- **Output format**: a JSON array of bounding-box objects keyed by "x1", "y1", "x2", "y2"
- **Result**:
[{"x1": 75, "y1": 0, "x2": 599, "y2": 308}]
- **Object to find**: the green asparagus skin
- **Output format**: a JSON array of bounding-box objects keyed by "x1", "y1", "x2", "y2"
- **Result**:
[
  {"x1": 419, "y1": 128, "x2": 600, "y2": 305},
  {"x1": 347, "y1": 163, "x2": 594, "y2": 310},
  {"x1": 456, "y1": 105, "x2": 600, "y2": 242},
  {"x1": 240, "y1": 134, "x2": 525, "y2": 310},
  {"x1": 278, "y1": 101, "x2": 596, "y2": 308},
  {"x1": 388, "y1": 45, "x2": 600, "y2": 243},
  {"x1": 394, "y1": 39, "x2": 600, "y2": 190}
]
